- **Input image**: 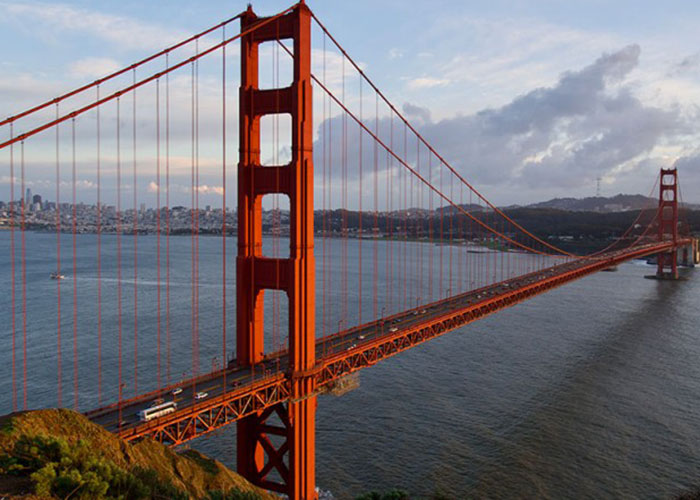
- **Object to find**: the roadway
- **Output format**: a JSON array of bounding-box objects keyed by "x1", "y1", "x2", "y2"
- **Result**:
[{"x1": 87, "y1": 240, "x2": 683, "y2": 435}]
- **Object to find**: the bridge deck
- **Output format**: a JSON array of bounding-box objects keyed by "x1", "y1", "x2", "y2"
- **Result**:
[{"x1": 85, "y1": 240, "x2": 688, "y2": 445}]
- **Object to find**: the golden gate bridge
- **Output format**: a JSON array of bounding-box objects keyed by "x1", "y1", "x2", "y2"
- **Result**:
[{"x1": 1, "y1": 2, "x2": 698, "y2": 498}]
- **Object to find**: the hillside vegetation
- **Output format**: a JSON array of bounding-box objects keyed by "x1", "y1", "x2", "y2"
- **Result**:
[{"x1": 0, "y1": 409, "x2": 275, "y2": 500}]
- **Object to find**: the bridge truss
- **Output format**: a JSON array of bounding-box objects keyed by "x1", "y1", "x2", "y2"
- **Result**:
[{"x1": 1, "y1": 1, "x2": 697, "y2": 499}]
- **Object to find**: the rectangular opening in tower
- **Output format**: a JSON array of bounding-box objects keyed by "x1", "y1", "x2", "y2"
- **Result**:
[
  {"x1": 262, "y1": 193, "x2": 290, "y2": 259},
  {"x1": 260, "y1": 114, "x2": 292, "y2": 166},
  {"x1": 258, "y1": 41, "x2": 293, "y2": 90}
]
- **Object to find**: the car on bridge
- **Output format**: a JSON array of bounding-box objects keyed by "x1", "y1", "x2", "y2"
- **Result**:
[{"x1": 195, "y1": 391, "x2": 208, "y2": 400}]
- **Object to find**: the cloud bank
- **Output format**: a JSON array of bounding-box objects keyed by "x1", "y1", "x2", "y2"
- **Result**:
[{"x1": 313, "y1": 45, "x2": 696, "y2": 205}]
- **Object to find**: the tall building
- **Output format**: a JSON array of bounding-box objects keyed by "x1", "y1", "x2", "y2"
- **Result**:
[
  {"x1": 32, "y1": 194, "x2": 42, "y2": 206},
  {"x1": 25, "y1": 188, "x2": 32, "y2": 205}
]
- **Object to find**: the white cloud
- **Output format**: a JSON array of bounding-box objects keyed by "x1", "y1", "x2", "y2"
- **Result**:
[
  {"x1": 69, "y1": 57, "x2": 122, "y2": 79},
  {"x1": 0, "y1": 1, "x2": 185, "y2": 51},
  {"x1": 196, "y1": 185, "x2": 224, "y2": 196},
  {"x1": 407, "y1": 77, "x2": 450, "y2": 90},
  {"x1": 388, "y1": 48, "x2": 403, "y2": 59},
  {"x1": 0, "y1": 72, "x2": 60, "y2": 102}
]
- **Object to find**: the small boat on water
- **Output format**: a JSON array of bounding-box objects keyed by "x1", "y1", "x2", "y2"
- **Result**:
[{"x1": 50, "y1": 272, "x2": 65, "y2": 280}]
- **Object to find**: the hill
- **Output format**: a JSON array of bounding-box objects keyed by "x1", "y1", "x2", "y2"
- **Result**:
[
  {"x1": 0, "y1": 409, "x2": 275, "y2": 500},
  {"x1": 528, "y1": 193, "x2": 655, "y2": 212},
  {"x1": 527, "y1": 193, "x2": 700, "y2": 212}
]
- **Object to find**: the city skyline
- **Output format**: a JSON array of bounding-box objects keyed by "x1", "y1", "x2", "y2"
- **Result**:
[{"x1": 2, "y1": 1, "x2": 700, "y2": 207}]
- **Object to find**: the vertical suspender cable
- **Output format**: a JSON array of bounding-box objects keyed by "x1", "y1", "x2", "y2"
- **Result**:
[
  {"x1": 327, "y1": 59, "x2": 334, "y2": 348},
  {"x1": 403, "y1": 122, "x2": 407, "y2": 309},
  {"x1": 385, "y1": 113, "x2": 391, "y2": 314},
  {"x1": 195, "y1": 42, "x2": 201, "y2": 377},
  {"x1": 373, "y1": 91, "x2": 378, "y2": 321},
  {"x1": 341, "y1": 55, "x2": 347, "y2": 327},
  {"x1": 190, "y1": 60, "x2": 196, "y2": 384},
  {"x1": 20, "y1": 140, "x2": 27, "y2": 410},
  {"x1": 416, "y1": 138, "x2": 422, "y2": 306},
  {"x1": 448, "y1": 165, "x2": 453, "y2": 298},
  {"x1": 428, "y1": 153, "x2": 433, "y2": 301},
  {"x1": 55, "y1": 104, "x2": 63, "y2": 407},
  {"x1": 71, "y1": 118, "x2": 78, "y2": 409},
  {"x1": 439, "y1": 154, "x2": 443, "y2": 297},
  {"x1": 358, "y1": 77, "x2": 363, "y2": 324},
  {"x1": 321, "y1": 31, "x2": 327, "y2": 349},
  {"x1": 10, "y1": 125, "x2": 16, "y2": 412},
  {"x1": 132, "y1": 70, "x2": 139, "y2": 394},
  {"x1": 96, "y1": 86, "x2": 103, "y2": 403},
  {"x1": 165, "y1": 54, "x2": 171, "y2": 385},
  {"x1": 156, "y1": 79, "x2": 162, "y2": 390},
  {"x1": 222, "y1": 27, "x2": 227, "y2": 388},
  {"x1": 117, "y1": 97, "x2": 123, "y2": 425}
]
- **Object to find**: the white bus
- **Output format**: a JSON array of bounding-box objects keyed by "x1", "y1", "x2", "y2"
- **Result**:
[{"x1": 137, "y1": 401, "x2": 177, "y2": 422}]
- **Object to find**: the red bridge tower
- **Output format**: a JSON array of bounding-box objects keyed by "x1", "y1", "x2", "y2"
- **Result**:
[
  {"x1": 657, "y1": 168, "x2": 679, "y2": 279},
  {"x1": 237, "y1": 3, "x2": 317, "y2": 499}
]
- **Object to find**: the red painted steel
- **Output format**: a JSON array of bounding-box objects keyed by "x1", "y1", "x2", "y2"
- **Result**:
[
  {"x1": 657, "y1": 168, "x2": 679, "y2": 278},
  {"x1": 108, "y1": 241, "x2": 690, "y2": 448},
  {"x1": 2, "y1": 5, "x2": 696, "y2": 500},
  {"x1": 236, "y1": 4, "x2": 316, "y2": 498}
]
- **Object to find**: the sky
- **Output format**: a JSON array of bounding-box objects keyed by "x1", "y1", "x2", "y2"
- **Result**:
[{"x1": 1, "y1": 0, "x2": 700, "y2": 207}]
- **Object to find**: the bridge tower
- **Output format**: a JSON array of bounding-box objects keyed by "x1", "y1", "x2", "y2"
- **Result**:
[
  {"x1": 656, "y1": 168, "x2": 679, "y2": 279},
  {"x1": 237, "y1": 3, "x2": 317, "y2": 499}
]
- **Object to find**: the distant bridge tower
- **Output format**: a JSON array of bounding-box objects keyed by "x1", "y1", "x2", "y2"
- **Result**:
[
  {"x1": 236, "y1": 3, "x2": 317, "y2": 499},
  {"x1": 656, "y1": 168, "x2": 679, "y2": 279}
]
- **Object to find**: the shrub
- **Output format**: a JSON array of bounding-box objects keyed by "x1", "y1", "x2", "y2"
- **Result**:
[{"x1": 0, "y1": 433, "x2": 187, "y2": 499}]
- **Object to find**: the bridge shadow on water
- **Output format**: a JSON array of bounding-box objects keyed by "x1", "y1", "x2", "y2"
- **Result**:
[{"x1": 468, "y1": 267, "x2": 698, "y2": 499}]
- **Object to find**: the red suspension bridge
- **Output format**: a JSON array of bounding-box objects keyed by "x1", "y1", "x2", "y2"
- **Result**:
[{"x1": 1, "y1": 2, "x2": 698, "y2": 499}]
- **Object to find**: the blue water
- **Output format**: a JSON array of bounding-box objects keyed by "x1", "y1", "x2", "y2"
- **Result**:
[{"x1": 1, "y1": 231, "x2": 699, "y2": 498}]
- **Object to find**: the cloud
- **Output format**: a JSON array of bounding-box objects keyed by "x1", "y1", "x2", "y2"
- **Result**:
[
  {"x1": 673, "y1": 151, "x2": 700, "y2": 188},
  {"x1": 388, "y1": 48, "x2": 403, "y2": 60},
  {"x1": 1, "y1": 1, "x2": 185, "y2": 51},
  {"x1": 196, "y1": 185, "x2": 224, "y2": 196},
  {"x1": 0, "y1": 72, "x2": 59, "y2": 102},
  {"x1": 312, "y1": 45, "x2": 696, "y2": 205},
  {"x1": 69, "y1": 57, "x2": 122, "y2": 79},
  {"x1": 403, "y1": 102, "x2": 431, "y2": 125},
  {"x1": 406, "y1": 77, "x2": 450, "y2": 90},
  {"x1": 422, "y1": 45, "x2": 689, "y2": 192}
]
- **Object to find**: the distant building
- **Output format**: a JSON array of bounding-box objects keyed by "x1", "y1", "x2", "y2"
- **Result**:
[{"x1": 25, "y1": 188, "x2": 32, "y2": 206}]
